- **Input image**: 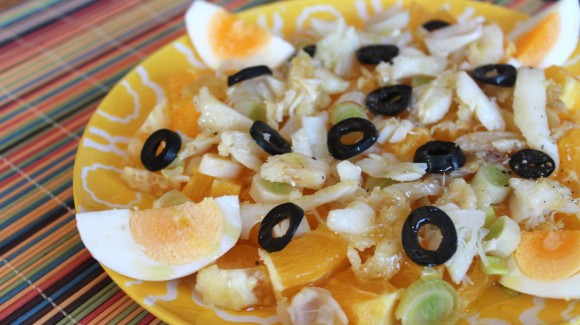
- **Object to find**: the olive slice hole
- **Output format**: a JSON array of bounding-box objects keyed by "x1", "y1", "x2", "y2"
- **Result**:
[
  {"x1": 155, "y1": 141, "x2": 167, "y2": 155},
  {"x1": 419, "y1": 224, "x2": 443, "y2": 251},
  {"x1": 272, "y1": 218, "x2": 291, "y2": 238},
  {"x1": 484, "y1": 69, "x2": 501, "y2": 78},
  {"x1": 340, "y1": 131, "x2": 364, "y2": 145}
]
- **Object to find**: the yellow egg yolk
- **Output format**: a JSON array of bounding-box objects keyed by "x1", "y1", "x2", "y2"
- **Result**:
[
  {"x1": 514, "y1": 230, "x2": 580, "y2": 281},
  {"x1": 514, "y1": 12, "x2": 560, "y2": 67},
  {"x1": 130, "y1": 198, "x2": 224, "y2": 264},
  {"x1": 209, "y1": 10, "x2": 271, "y2": 60}
]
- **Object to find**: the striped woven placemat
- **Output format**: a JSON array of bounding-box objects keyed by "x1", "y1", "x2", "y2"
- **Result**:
[{"x1": 0, "y1": 0, "x2": 552, "y2": 324}]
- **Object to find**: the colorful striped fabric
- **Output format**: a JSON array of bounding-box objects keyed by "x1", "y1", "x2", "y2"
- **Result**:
[{"x1": 0, "y1": 0, "x2": 552, "y2": 324}]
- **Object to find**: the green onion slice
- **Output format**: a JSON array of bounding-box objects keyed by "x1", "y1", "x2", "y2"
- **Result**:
[
  {"x1": 262, "y1": 179, "x2": 294, "y2": 194},
  {"x1": 479, "y1": 256, "x2": 508, "y2": 275},
  {"x1": 395, "y1": 277, "x2": 460, "y2": 325},
  {"x1": 330, "y1": 102, "x2": 366, "y2": 125},
  {"x1": 484, "y1": 206, "x2": 496, "y2": 229},
  {"x1": 411, "y1": 75, "x2": 435, "y2": 87},
  {"x1": 481, "y1": 164, "x2": 511, "y2": 187}
]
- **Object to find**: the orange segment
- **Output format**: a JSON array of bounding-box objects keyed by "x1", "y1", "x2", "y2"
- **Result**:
[
  {"x1": 210, "y1": 10, "x2": 271, "y2": 59},
  {"x1": 380, "y1": 127, "x2": 432, "y2": 161},
  {"x1": 545, "y1": 66, "x2": 580, "y2": 111},
  {"x1": 169, "y1": 70, "x2": 227, "y2": 102},
  {"x1": 555, "y1": 128, "x2": 580, "y2": 195},
  {"x1": 168, "y1": 71, "x2": 197, "y2": 104},
  {"x1": 182, "y1": 168, "x2": 214, "y2": 202},
  {"x1": 259, "y1": 228, "x2": 349, "y2": 296},
  {"x1": 324, "y1": 268, "x2": 400, "y2": 325},
  {"x1": 210, "y1": 179, "x2": 242, "y2": 197},
  {"x1": 513, "y1": 12, "x2": 560, "y2": 67},
  {"x1": 514, "y1": 230, "x2": 580, "y2": 280},
  {"x1": 168, "y1": 70, "x2": 227, "y2": 137},
  {"x1": 171, "y1": 98, "x2": 200, "y2": 138},
  {"x1": 130, "y1": 199, "x2": 223, "y2": 264},
  {"x1": 216, "y1": 243, "x2": 260, "y2": 269},
  {"x1": 454, "y1": 261, "x2": 496, "y2": 310}
]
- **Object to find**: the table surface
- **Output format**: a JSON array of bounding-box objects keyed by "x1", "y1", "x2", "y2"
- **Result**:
[{"x1": 0, "y1": 0, "x2": 554, "y2": 324}]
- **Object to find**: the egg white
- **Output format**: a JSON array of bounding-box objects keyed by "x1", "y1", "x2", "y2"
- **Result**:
[
  {"x1": 499, "y1": 256, "x2": 580, "y2": 300},
  {"x1": 185, "y1": 0, "x2": 295, "y2": 70},
  {"x1": 76, "y1": 196, "x2": 241, "y2": 281}
]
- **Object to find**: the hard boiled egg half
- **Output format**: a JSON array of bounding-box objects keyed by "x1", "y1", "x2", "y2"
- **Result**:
[
  {"x1": 76, "y1": 196, "x2": 241, "y2": 281},
  {"x1": 500, "y1": 230, "x2": 580, "y2": 300},
  {"x1": 185, "y1": 0, "x2": 295, "y2": 70},
  {"x1": 508, "y1": 0, "x2": 579, "y2": 68}
]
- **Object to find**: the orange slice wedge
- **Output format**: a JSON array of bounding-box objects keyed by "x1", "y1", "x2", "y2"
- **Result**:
[{"x1": 259, "y1": 228, "x2": 349, "y2": 296}]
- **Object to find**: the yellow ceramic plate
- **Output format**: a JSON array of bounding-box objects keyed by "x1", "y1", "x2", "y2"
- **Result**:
[{"x1": 73, "y1": 0, "x2": 580, "y2": 324}]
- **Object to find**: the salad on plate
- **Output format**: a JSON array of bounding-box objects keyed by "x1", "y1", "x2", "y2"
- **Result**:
[{"x1": 75, "y1": 0, "x2": 580, "y2": 324}]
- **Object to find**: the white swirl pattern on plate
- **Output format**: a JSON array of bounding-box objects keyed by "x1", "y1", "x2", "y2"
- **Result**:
[
  {"x1": 520, "y1": 296, "x2": 545, "y2": 324},
  {"x1": 144, "y1": 279, "x2": 181, "y2": 306},
  {"x1": 296, "y1": 5, "x2": 344, "y2": 30},
  {"x1": 466, "y1": 314, "x2": 511, "y2": 325},
  {"x1": 257, "y1": 12, "x2": 284, "y2": 35},
  {"x1": 97, "y1": 80, "x2": 141, "y2": 123},
  {"x1": 81, "y1": 163, "x2": 142, "y2": 208},
  {"x1": 174, "y1": 41, "x2": 207, "y2": 68},
  {"x1": 83, "y1": 127, "x2": 130, "y2": 157},
  {"x1": 136, "y1": 66, "x2": 166, "y2": 105}
]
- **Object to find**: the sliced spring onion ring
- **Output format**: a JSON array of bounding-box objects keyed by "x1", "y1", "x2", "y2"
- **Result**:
[
  {"x1": 479, "y1": 256, "x2": 508, "y2": 275},
  {"x1": 472, "y1": 164, "x2": 511, "y2": 208},
  {"x1": 395, "y1": 277, "x2": 460, "y2": 325},
  {"x1": 484, "y1": 215, "x2": 521, "y2": 258},
  {"x1": 329, "y1": 102, "x2": 366, "y2": 125}
]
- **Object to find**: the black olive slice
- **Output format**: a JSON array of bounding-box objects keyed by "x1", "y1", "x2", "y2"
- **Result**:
[
  {"x1": 258, "y1": 202, "x2": 304, "y2": 252},
  {"x1": 471, "y1": 64, "x2": 517, "y2": 87},
  {"x1": 422, "y1": 19, "x2": 451, "y2": 31},
  {"x1": 140, "y1": 129, "x2": 181, "y2": 171},
  {"x1": 402, "y1": 206, "x2": 458, "y2": 267},
  {"x1": 365, "y1": 85, "x2": 412, "y2": 116},
  {"x1": 227, "y1": 65, "x2": 273, "y2": 87},
  {"x1": 327, "y1": 117, "x2": 378, "y2": 160},
  {"x1": 250, "y1": 121, "x2": 292, "y2": 156},
  {"x1": 414, "y1": 141, "x2": 465, "y2": 174},
  {"x1": 356, "y1": 44, "x2": 399, "y2": 65},
  {"x1": 509, "y1": 149, "x2": 555, "y2": 179},
  {"x1": 302, "y1": 44, "x2": 316, "y2": 57}
]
